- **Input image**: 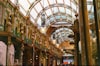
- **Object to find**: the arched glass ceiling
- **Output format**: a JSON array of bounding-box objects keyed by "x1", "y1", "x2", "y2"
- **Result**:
[
  {"x1": 10, "y1": 0, "x2": 93, "y2": 28},
  {"x1": 51, "y1": 28, "x2": 74, "y2": 44},
  {"x1": 10, "y1": 0, "x2": 78, "y2": 25},
  {"x1": 40, "y1": 14, "x2": 73, "y2": 27},
  {"x1": 9, "y1": 0, "x2": 93, "y2": 44}
]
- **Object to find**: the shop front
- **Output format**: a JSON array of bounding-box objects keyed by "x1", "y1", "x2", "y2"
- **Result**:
[
  {"x1": 23, "y1": 44, "x2": 33, "y2": 66},
  {"x1": 0, "y1": 41, "x2": 7, "y2": 66}
]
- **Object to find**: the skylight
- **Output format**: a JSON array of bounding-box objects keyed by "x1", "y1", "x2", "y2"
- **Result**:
[
  {"x1": 10, "y1": 0, "x2": 78, "y2": 26},
  {"x1": 48, "y1": 0, "x2": 56, "y2": 4}
]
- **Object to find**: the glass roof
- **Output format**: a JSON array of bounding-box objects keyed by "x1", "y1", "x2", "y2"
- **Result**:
[
  {"x1": 9, "y1": 0, "x2": 93, "y2": 23},
  {"x1": 10, "y1": 0, "x2": 78, "y2": 25},
  {"x1": 51, "y1": 28, "x2": 74, "y2": 44},
  {"x1": 10, "y1": 0, "x2": 93, "y2": 44}
]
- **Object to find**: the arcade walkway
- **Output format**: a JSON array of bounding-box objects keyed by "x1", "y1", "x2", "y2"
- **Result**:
[{"x1": 0, "y1": 0, "x2": 100, "y2": 66}]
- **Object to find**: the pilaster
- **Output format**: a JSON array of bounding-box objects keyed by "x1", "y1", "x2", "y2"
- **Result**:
[{"x1": 79, "y1": 0, "x2": 92, "y2": 65}]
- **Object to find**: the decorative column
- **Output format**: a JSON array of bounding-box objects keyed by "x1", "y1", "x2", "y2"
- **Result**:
[
  {"x1": 19, "y1": 43, "x2": 24, "y2": 66},
  {"x1": 73, "y1": 14, "x2": 81, "y2": 66},
  {"x1": 93, "y1": 0, "x2": 100, "y2": 65},
  {"x1": 26, "y1": 16, "x2": 30, "y2": 39},
  {"x1": 32, "y1": 30, "x2": 36, "y2": 66},
  {"x1": 13, "y1": 7, "x2": 18, "y2": 35},
  {"x1": 79, "y1": 0, "x2": 92, "y2": 65},
  {"x1": 20, "y1": 23, "x2": 24, "y2": 66},
  {"x1": 6, "y1": 36, "x2": 11, "y2": 66},
  {"x1": 6, "y1": 15, "x2": 12, "y2": 33}
]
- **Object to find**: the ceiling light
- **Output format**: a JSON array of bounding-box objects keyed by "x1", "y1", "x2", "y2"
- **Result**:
[{"x1": 40, "y1": 27, "x2": 47, "y2": 34}]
